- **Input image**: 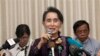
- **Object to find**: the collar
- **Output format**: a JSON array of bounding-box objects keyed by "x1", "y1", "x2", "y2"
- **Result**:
[
  {"x1": 16, "y1": 43, "x2": 29, "y2": 51},
  {"x1": 82, "y1": 38, "x2": 90, "y2": 44},
  {"x1": 75, "y1": 37, "x2": 90, "y2": 44},
  {"x1": 47, "y1": 36, "x2": 64, "y2": 49}
]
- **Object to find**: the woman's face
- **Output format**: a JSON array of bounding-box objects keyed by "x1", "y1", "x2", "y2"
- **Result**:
[
  {"x1": 43, "y1": 12, "x2": 62, "y2": 34},
  {"x1": 19, "y1": 33, "x2": 29, "y2": 47}
]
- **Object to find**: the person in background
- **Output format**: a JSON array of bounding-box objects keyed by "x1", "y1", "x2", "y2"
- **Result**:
[
  {"x1": 29, "y1": 7, "x2": 70, "y2": 56},
  {"x1": 73, "y1": 20, "x2": 100, "y2": 56},
  {"x1": 8, "y1": 24, "x2": 31, "y2": 56}
]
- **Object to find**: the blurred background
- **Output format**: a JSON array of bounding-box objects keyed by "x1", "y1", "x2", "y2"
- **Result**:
[{"x1": 0, "y1": 0, "x2": 100, "y2": 45}]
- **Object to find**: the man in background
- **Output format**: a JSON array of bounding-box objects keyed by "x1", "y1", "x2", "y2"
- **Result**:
[
  {"x1": 8, "y1": 24, "x2": 31, "y2": 56},
  {"x1": 73, "y1": 20, "x2": 100, "y2": 56}
]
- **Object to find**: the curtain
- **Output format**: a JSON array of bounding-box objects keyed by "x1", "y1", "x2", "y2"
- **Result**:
[{"x1": 0, "y1": 0, "x2": 100, "y2": 45}]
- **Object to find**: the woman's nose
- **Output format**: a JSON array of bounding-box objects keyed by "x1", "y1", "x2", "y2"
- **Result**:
[{"x1": 51, "y1": 21, "x2": 54, "y2": 25}]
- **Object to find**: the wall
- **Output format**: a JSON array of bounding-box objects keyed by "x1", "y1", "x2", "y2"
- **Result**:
[{"x1": 0, "y1": 0, "x2": 100, "y2": 44}]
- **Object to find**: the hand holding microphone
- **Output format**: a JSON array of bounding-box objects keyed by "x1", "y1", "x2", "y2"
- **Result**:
[
  {"x1": 37, "y1": 29, "x2": 62, "y2": 56},
  {"x1": 48, "y1": 29, "x2": 56, "y2": 56},
  {"x1": 37, "y1": 29, "x2": 53, "y2": 48},
  {"x1": 37, "y1": 29, "x2": 52, "y2": 49},
  {"x1": 37, "y1": 33, "x2": 50, "y2": 49}
]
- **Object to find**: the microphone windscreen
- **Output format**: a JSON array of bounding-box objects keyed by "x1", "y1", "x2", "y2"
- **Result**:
[
  {"x1": 66, "y1": 37, "x2": 83, "y2": 48},
  {"x1": 0, "y1": 38, "x2": 19, "y2": 50},
  {"x1": 7, "y1": 38, "x2": 16, "y2": 46}
]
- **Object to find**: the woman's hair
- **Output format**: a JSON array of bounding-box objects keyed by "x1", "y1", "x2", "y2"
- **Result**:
[
  {"x1": 15, "y1": 24, "x2": 30, "y2": 38},
  {"x1": 43, "y1": 7, "x2": 63, "y2": 23},
  {"x1": 73, "y1": 20, "x2": 90, "y2": 33}
]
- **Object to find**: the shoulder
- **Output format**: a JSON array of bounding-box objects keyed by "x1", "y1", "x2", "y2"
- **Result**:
[
  {"x1": 60, "y1": 36, "x2": 71, "y2": 39},
  {"x1": 89, "y1": 38, "x2": 100, "y2": 45},
  {"x1": 60, "y1": 35, "x2": 71, "y2": 38},
  {"x1": 33, "y1": 38, "x2": 40, "y2": 43},
  {"x1": 0, "y1": 49, "x2": 12, "y2": 56},
  {"x1": 60, "y1": 36, "x2": 70, "y2": 42},
  {"x1": 30, "y1": 38, "x2": 41, "y2": 47},
  {"x1": 89, "y1": 38, "x2": 100, "y2": 48},
  {"x1": 89, "y1": 38, "x2": 100, "y2": 55},
  {"x1": 60, "y1": 36, "x2": 72, "y2": 44},
  {"x1": 7, "y1": 44, "x2": 19, "y2": 56},
  {"x1": 9, "y1": 43, "x2": 19, "y2": 52}
]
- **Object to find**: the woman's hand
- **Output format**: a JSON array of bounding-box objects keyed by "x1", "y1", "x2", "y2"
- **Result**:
[{"x1": 37, "y1": 33, "x2": 50, "y2": 49}]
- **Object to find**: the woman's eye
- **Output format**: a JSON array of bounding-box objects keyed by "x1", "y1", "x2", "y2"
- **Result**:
[
  {"x1": 46, "y1": 19, "x2": 51, "y2": 22},
  {"x1": 54, "y1": 19, "x2": 58, "y2": 22}
]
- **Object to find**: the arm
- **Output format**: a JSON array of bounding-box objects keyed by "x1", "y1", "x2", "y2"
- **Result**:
[
  {"x1": 29, "y1": 33, "x2": 50, "y2": 56},
  {"x1": 96, "y1": 42, "x2": 100, "y2": 56},
  {"x1": 29, "y1": 39, "x2": 42, "y2": 56}
]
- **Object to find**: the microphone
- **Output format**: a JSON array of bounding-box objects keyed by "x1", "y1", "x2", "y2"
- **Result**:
[
  {"x1": 47, "y1": 29, "x2": 53, "y2": 35},
  {"x1": 81, "y1": 49, "x2": 91, "y2": 56},
  {"x1": 66, "y1": 37, "x2": 91, "y2": 56},
  {"x1": 47, "y1": 29, "x2": 55, "y2": 56},
  {"x1": 69, "y1": 45, "x2": 83, "y2": 56},
  {"x1": 0, "y1": 38, "x2": 19, "y2": 51},
  {"x1": 69, "y1": 45, "x2": 91, "y2": 56}
]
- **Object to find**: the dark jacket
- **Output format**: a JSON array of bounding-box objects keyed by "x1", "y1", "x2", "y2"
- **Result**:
[{"x1": 29, "y1": 36, "x2": 70, "y2": 56}]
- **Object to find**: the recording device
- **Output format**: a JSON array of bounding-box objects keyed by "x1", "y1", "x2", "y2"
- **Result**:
[
  {"x1": 66, "y1": 37, "x2": 91, "y2": 56},
  {"x1": 69, "y1": 45, "x2": 91, "y2": 56},
  {"x1": 69, "y1": 45, "x2": 83, "y2": 56},
  {"x1": 0, "y1": 38, "x2": 19, "y2": 51}
]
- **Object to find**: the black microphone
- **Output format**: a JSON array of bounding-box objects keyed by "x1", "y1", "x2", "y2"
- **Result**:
[
  {"x1": 0, "y1": 38, "x2": 19, "y2": 51},
  {"x1": 69, "y1": 45, "x2": 91, "y2": 56},
  {"x1": 81, "y1": 49, "x2": 91, "y2": 56},
  {"x1": 69, "y1": 45, "x2": 83, "y2": 56}
]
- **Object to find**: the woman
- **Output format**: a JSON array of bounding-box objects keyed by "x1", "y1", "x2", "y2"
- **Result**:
[{"x1": 29, "y1": 7, "x2": 70, "y2": 56}]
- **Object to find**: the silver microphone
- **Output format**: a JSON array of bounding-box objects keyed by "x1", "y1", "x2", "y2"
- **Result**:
[
  {"x1": 47, "y1": 29, "x2": 53, "y2": 34},
  {"x1": 47, "y1": 29, "x2": 55, "y2": 56}
]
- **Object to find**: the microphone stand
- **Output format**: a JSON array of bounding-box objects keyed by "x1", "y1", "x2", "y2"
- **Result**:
[
  {"x1": 48, "y1": 41, "x2": 55, "y2": 56},
  {"x1": 51, "y1": 47, "x2": 55, "y2": 56}
]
